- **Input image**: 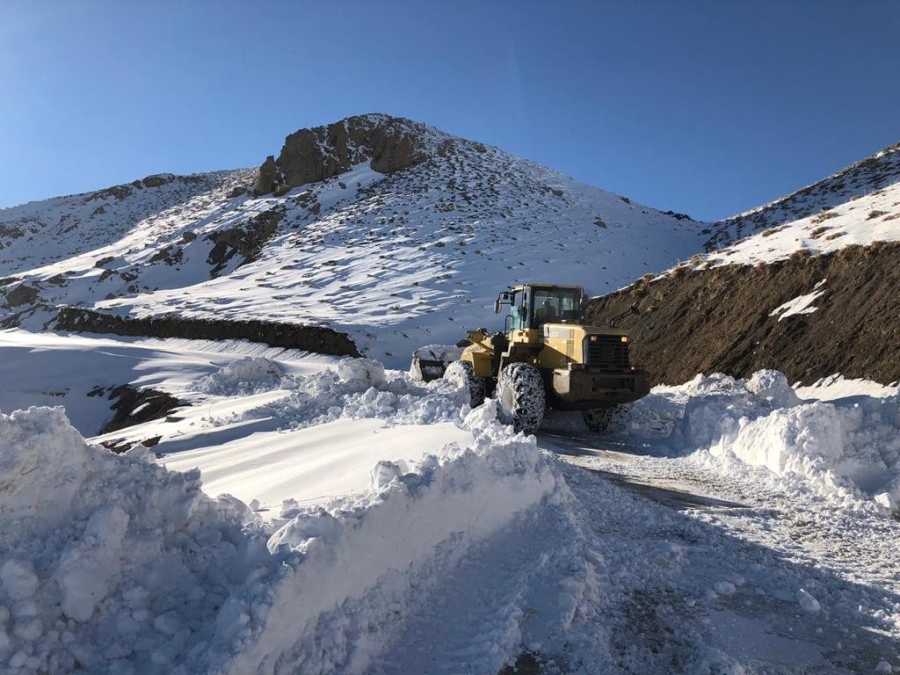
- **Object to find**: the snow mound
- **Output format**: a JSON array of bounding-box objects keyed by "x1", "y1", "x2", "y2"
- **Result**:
[
  {"x1": 0, "y1": 399, "x2": 563, "y2": 673},
  {"x1": 193, "y1": 356, "x2": 285, "y2": 396},
  {"x1": 631, "y1": 371, "x2": 900, "y2": 510},
  {"x1": 0, "y1": 406, "x2": 262, "y2": 674},
  {"x1": 225, "y1": 411, "x2": 559, "y2": 674},
  {"x1": 247, "y1": 357, "x2": 470, "y2": 430}
]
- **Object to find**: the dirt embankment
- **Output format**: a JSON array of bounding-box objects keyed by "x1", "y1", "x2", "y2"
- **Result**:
[
  {"x1": 55, "y1": 308, "x2": 361, "y2": 358},
  {"x1": 585, "y1": 242, "x2": 900, "y2": 386}
]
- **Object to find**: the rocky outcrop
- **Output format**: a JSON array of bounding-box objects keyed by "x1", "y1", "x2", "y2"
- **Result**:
[
  {"x1": 0, "y1": 224, "x2": 25, "y2": 242},
  {"x1": 95, "y1": 384, "x2": 183, "y2": 437},
  {"x1": 56, "y1": 307, "x2": 361, "y2": 358},
  {"x1": 85, "y1": 173, "x2": 211, "y2": 203},
  {"x1": 87, "y1": 184, "x2": 134, "y2": 201},
  {"x1": 140, "y1": 174, "x2": 176, "y2": 188},
  {"x1": 254, "y1": 115, "x2": 428, "y2": 196},
  {"x1": 255, "y1": 156, "x2": 279, "y2": 196},
  {"x1": 586, "y1": 242, "x2": 900, "y2": 386},
  {"x1": 4, "y1": 283, "x2": 39, "y2": 307},
  {"x1": 206, "y1": 207, "x2": 285, "y2": 276}
]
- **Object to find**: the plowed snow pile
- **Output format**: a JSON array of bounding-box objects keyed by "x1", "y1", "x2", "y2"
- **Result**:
[
  {"x1": 0, "y1": 403, "x2": 563, "y2": 674},
  {"x1": 630, "y1": 370, "x2": 900, "y2": 510},
  {"x1": 3, "y1": 326, "x2": 900, "y2": 674}
]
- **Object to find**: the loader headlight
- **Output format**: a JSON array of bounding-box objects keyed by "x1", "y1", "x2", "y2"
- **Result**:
[{"x1": 621, "y1": 336, "x2": 628, "y2": 343}]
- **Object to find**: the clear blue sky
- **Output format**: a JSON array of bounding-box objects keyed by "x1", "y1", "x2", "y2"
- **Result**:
[{"x1": 2, "y1": 1, "x2": 898, "y2": 220}]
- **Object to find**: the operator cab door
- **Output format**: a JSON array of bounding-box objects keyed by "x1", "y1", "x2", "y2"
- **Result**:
[{"x1": 507, "y1": 288, "x2": 532, "y2": 332}]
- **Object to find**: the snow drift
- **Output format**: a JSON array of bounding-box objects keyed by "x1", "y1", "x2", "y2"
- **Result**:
[{"x1": 0, "y1": 402, "x2": 561, "y2": 674}]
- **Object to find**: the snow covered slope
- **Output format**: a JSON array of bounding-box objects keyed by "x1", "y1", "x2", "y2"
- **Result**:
[
  {"x1": 0, "y1": 171, "x2": 254, "y2": 274},
  {"x1": 705, "y1": 141, "x2": 900, "y2": 251},
  {"x1": 0, "y1": 114, "x2": 708, "y2": 368}
]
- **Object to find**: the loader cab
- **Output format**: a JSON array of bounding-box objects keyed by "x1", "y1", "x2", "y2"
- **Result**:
[{"x1": 495, "y1": 284, "x2": 586, "y2": 331}]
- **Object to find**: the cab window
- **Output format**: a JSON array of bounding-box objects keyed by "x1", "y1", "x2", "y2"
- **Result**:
[{"x1": 531, "y1": 288, "x2": 584, "y2": 327}]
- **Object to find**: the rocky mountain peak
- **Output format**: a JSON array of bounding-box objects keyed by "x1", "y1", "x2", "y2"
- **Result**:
[{"x1": 254, "y1": 114, "x2": 444, "y2": 196}]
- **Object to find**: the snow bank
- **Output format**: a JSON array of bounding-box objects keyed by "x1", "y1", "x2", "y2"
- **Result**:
[
  {"x1": 222, "y1": 404, "x2": 559, "y2": 674},
  {"x1": 239, "y1": 357, "x2": 470, "y2": 429},
  {"x1": 0, "y1": 406, "x2": 262, "y2": 675},
  {"x1": 631, "y1": 370, "x2": 900, "y2": 510},
  {"x1": 0, "y1": 401, "x2": 559, "y2": 673}
]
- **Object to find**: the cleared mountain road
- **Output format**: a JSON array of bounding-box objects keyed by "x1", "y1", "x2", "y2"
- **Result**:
[{"x1": 538, "y1": 430, "x2": 749, "y2": 512}]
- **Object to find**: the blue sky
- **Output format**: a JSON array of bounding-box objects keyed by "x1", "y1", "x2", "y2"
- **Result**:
[{"x1": 2, "y1": 1, "x2": 898, "y2": 220}]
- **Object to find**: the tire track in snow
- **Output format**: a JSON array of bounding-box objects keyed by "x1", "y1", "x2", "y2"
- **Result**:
[{"x1": 369, "y1": 499, "x2": 603, "y2": 675}]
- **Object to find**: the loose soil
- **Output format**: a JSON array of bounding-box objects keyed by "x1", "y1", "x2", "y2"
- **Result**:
[{"x1": 586, "y1": 242, "x2": 900, "y2": 386}]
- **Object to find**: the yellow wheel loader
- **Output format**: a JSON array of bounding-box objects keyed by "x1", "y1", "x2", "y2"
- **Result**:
[{"x1": 415, "y1": 283, "x2": 650, "y2": 434}]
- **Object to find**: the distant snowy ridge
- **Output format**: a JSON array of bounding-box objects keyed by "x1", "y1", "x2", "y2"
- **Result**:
[
  {"x1": 706, "y1": 140, "x2": 900, "y2": 250},
  {"x1": 0, "y1": 170, "x2": 254, "y2": 274}
]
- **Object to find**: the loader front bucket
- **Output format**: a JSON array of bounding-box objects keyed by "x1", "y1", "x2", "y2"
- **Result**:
[
  {"x1": 410, "y1": 356, "x2": 448, "y2": 383},
  {"x1": 409, "y1": 344, "x2": 463, "y2": 382}
]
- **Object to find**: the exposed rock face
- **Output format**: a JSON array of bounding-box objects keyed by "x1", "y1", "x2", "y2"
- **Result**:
[
  {"x1": 87, "y1": 184, "x2": 134, "y2": 201},
  {"x1": 140, "y1": 174, "x2": 176, "y2": 188},
  {"x1": 206, "y1": 207, "x2": 285, "y2": 276},
  {"x1": 96, "y1": 384, "x2": 183, "y2": 437},
  {"x1": 254, "y1": 155, "x2": 279, "y2": 196},
  {"x1": 585, "y1": 242, "x2": 900, "y2": 386},
  {"x1": 4, "y1": 283, "x2": 39, "y2": 307},
  {"x1": 255, "y1": 115, "x2": 428, "y2": 195}
]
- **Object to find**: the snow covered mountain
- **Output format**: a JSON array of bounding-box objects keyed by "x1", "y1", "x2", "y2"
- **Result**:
[
  {"x1": 2, "y1": 117, "x2": 900, "y2": 675},
  {"x1": 0, "y1": 114, "x2": 707, "y2": 368}
]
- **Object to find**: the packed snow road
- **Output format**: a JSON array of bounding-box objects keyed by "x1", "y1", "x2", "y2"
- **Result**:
[{"x1": 537, "y1": 425, "x2": 900, "y2": 673}]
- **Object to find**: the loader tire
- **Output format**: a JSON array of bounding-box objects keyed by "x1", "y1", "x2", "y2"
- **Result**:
[
  {"x1": 496, "y1": 363, "x2": 545, "y2": 434},
  {"x1": 583, "y1": 404, "x2": 632, "y2": 433},
  {"x1": 444, "y1": 360, "x2": 486, "y2": 408}
]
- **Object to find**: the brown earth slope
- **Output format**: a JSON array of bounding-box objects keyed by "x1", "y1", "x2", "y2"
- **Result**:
[{"x1": 585, "y1": 242, "x2": 900, "y2": 386}]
